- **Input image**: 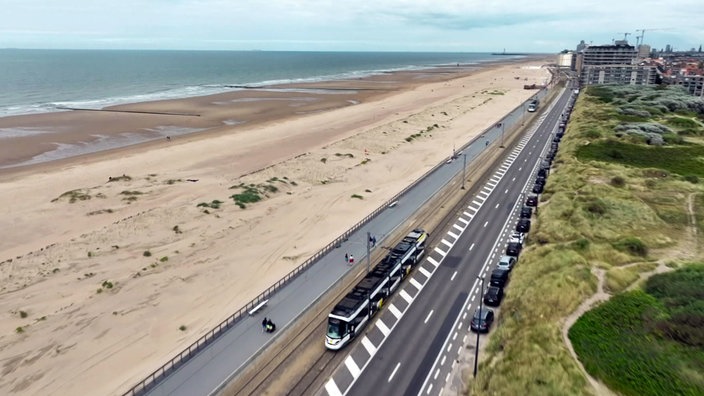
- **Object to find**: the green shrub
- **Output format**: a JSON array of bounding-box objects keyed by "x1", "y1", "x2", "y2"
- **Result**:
[
  {"x1": 143, "y1": 251, "x2": 152, "y2": 257},
  {"x1": 19, "y1": 310, "x2": 28, "y2": 319},
  {"x1": 684, "y1": 175, "x2": 699, "y2": 184},
  {"x1": 612, "y1": 237, "x2": 648, "y2": 257},
  {"x1": 610, "y1": 176, "x2": 626, "y2": 187}
]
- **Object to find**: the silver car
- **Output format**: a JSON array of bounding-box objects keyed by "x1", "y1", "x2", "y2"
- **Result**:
[{"x1": 498, "y1": 255, "x2": 517, "y2": 271}]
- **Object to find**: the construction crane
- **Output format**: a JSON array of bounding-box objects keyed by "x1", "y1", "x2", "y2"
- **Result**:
[
  {"x1": 621, "y1": 32, "x2": 631, "y2": 42},
  {"x1": 636, "y1": 28, "x2": 673, "y2": 47}
]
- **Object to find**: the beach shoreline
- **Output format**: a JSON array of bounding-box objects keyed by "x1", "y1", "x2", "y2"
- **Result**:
[{"x1": 0, "y1": 56, "x2": 551, "y2": 395}]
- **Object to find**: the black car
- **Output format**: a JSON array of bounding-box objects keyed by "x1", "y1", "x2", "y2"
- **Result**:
[
  {"x1": 516, "y1": 218, "x2": 531, "y2": 232},
  {"x1": 470, "y1": 307, "x2": 495, "y2": 333},
  {"x1": 520, "y1": 206, "x2": 533, "y2": 218},
  {"x1": 490, "y1": 268, "x2": 510, "y2": 287},
  {"x1": 506, "y1": 242, "x2": 522, "y2": 256},
  {"x1": 532, "y1": 183, "x2": 544, "y2": 194},
  {"x1": 483, "y1": 286, "x2": 504, "y2": 307},
  {"x1": 525, "y1": 194, "x2": 538, "y2": 207},
  {"x1": 535, "y1": 176, "x2": 546, "y2": 186}
]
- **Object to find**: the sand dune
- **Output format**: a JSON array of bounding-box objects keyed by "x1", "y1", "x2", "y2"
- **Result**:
[{"x1": 0, "y1": 60, "x2": 550, "y2": 395}]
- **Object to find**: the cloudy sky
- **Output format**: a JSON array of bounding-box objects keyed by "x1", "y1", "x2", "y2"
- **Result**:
[{"x1": 1, "y1": 0, "x2": 702, "y2": 52}]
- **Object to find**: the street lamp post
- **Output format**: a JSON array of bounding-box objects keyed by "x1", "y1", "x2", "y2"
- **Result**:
[
  {"x1": 366, "y1": 231, "x2": 372, "y2": 274},
  {"x1": 473, "y1": 276, "x2": 485, "y2": 378},
  {"x1": 461, "y1": 153, "x2": 467, "y2": 190}
]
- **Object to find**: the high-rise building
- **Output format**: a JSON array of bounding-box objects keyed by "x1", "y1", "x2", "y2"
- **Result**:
[{"x1": 577, "y1": 41, "x2": 657, "y2": 86}]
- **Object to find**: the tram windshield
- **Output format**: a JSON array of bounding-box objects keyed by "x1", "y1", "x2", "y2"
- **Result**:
[{"x1": 327, "y1": 319, "x2": 347, "y2": 339}]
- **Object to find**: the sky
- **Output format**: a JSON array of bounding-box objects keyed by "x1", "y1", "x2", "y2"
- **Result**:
[{"x1": 1, "y1": 0, "x2": 702, "y2": 53}]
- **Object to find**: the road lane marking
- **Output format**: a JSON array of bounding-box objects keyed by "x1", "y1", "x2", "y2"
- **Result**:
[
  {"x1": 441, "y1": 239, "x2": 453, "y2": 249},
  {"x1": 427, "y1": 384, "x2": 433, "y2": 394},
  {"x1": 424, "y1": 310, "x2": 434, "y2": 324},
  {"x1": 427, "y1": 256, "x2": 440, "y2": 267},
  {"x1": 495, "y1": 203, "x2": 500, "y2": 208},
  {"x1": 434, "y1": 368, "x2": 440, "y2": 380},
  {"x1": 324, "y1": 379, "x2": 342, "y2": 396},
  {"x1": 447, "y1": 230, "x2": 459, "y2": 239},
  {"x1": 400, "y1": 289, "x2": 413, "y2": 303},
  {"x1": 453, "y1": 223, "x2": 463, "y2": 232},
  {"x1": 389, "y1": 304, "x2": 403, "y2": 319},
  {"x1": 441, "y1": 355, "x2": 446, "y2": 366},
  {"x1": 388, "y1": 362, "x2": 401, "y2": 382},
  {"x1": 361, "y1": 336, "x2": 377, "y2": 355},
  {"x1": 505, "y1": 189, "x2": 509, "y2": 193},
  {"x1": 469, "y1": 243, "x2": 475, "y2": 251},
  {"x1": 345, "y1": 356, "x2": 361, "y2": 378},
  {"x1": 483, "y1": 221, "x2": 488, "y2": 228},
  {"x1": 376, "y1": 319, "x2": 391, "y2": 336},
  {"x1": 446, "y1": 343, "x2": 452, "y2": 353},
  {"x1": 410, "y1": 277, "x2": 423, "y2": 291},
  {"x1": 434, "y1": 247, "x2": 447, "y2": 257},
  {"x1": 453, "y1": 332, "x2": 457, "y2": 341},
  {"x1": 451, "y1": 271, "x2": 457, "y2": 281},
  {"x1": 458, "y1": 216, "x2": 470, "y2": 225},
  {"x1": 418, "y1": 266, "x2": 431, "y2": 278}
]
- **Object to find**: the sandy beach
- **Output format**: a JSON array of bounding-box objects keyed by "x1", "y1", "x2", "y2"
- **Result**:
[{"x1": 0, "y1": 57, "x2": 551, "y2": 395}]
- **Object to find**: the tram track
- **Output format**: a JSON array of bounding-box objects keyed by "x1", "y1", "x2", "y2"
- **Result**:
[{"x1": 218, "y1": 113, "x2": 536, "y2": 396}]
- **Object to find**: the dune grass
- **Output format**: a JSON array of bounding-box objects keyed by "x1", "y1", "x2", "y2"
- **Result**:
[{"x1": 471, "y1": 85, "x2": 704, "y2": 395}]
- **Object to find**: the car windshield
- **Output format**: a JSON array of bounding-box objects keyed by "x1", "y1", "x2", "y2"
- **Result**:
[{"x1": 327, "y1": 319, "x2": 345, "y2": 339}]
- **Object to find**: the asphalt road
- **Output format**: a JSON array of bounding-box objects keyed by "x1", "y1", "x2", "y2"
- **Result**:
[
  {"x1": 322, "y1": 87, "x2": 575, "y2": 396},
  {"x1": 137, "y1": 89, "x2": 547, "y2": 396}
]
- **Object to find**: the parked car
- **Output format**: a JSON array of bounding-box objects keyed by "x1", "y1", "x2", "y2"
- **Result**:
[
  {"x1": 509, "y1": 231, "x2": 526, "y2": 244},
  {"x1": 470, "y1": 307, "x2": 495, "y2": 332},
  {"x1": 490, "y1": 268, "x2": 510, "y2": 287},
  {"x1": 506, "y1": 242, "x2": 522, "y2": 257},
  {"x1": 525, "y1": 194, "x2": 538, "y2": 207},
  {"x1": 483, "y1": 286, "x2": 504, "y2": 307},
  {"x1": 535, "y1": 176, "x2": 546, "y2": 186},
  {"x1": 520, "y1": 206, "x2": 532, "y2": 219},
  {"x1": 532, "y1": 183, "x2": 544, "y2": 194},
  {"x1": 497, "y1": 255, "x2": 517, "y2": 271},
  {"x1": 516, "y1": 218, "x2": 531, "y2": 232}
]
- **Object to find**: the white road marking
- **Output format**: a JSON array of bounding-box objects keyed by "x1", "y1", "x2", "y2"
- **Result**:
[
  {"x1": 451, "y1": 271, "x2": 457, "y2": 281},
  {"x1": 410, "y1": 277, "x2": 423, "y2": 291},
  {"x1": 418, "y1": 266, "x2": 431, "y2": 278},
  {"x1": 399, "y1": 289, "x2": 414, "y2": 304},
  {"x1": 345, "y1": 356, "x2": 361, "y2": 378},
  {"x1": 452, "y1": 223, "x2": 463, "y2": 232},
  {"x1": 434, "y1": 247, "x2": 447, "y2": 257},
  {"x1": 495, "y1": 203, "x2": 500, "y2": 208},
  {"x1": 324, "y1": 379, "x2": 342, "y2": 396},
  {"x1": 446, "y1": 343, "x2": 452, "y2": 353},
  {"x1": 388, "y1": 304, "x2": 403, "y2": 319},
  {"x1": 441, "y1": 239, "x2": 453, "y2": 249},
  {"x1": 441, "y1": 355, "x2": 447, "y2": 366},
  {"x1": 427, "y1": 384, "x2": 433, "y2": 394},
  {"x1": 458, "y1": 216, "x2": 470, "y2": 225},
  {"x1": 424, "y1": 310, "x2": 434, "y2": 324},
  {"x1": 427, "y1": 256, "x2": 440, "y2": 268},
  {"x1": 376, "y1": 319, "x2": 391, "y2": 336},
  {"x1": 388, "y1": 362, "x2": 401, "y2": 382},
  {"x1": 447, "y1": 230, "x2": 459, "y2": 239},
  {"x1": 469, "y1": 243, "x2": 475, "y2": 251},
  {"x1": 434, "y1": 368, "x2": 440, "y2": 380},
  {"x1": 483, "y1": 221, "x2": 488, "y2": 228},
  {"x1": 361, "y1": 336, "x2": 377, "y2": 355}
]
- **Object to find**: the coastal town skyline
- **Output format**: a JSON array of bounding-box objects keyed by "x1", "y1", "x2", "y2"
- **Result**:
[{"x1": 1, "y1": 0, "x2": 702, "y2": 52}]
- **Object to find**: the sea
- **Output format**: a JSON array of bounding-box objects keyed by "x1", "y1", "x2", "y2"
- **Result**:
[{"x1": 0, "y1": 49, "x2": 513, "y2": 118}]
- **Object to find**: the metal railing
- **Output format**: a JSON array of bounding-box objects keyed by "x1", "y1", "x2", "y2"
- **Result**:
[{"x1": 123, "y1": 90, "x2": 546, "y2": 396}]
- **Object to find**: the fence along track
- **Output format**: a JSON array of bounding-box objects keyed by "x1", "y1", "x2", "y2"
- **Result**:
[
  {"x1": 124, "y1": 90, "x2": 545, "y2": 396},
  {"x1": 223, "y1": 120, "x2": 530, "y2": 396}
]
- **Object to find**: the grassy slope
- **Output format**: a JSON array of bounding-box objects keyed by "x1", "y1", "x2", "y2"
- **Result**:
[{"x1": 472, "y1": 86, "x2": 704, "y2": 395}]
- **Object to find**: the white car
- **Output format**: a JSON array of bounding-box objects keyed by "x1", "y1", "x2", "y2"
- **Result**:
[
  {"x1": 498, "y1": 255, "x2": 517, "y2": 271},
  {"x1": 509, "y1": 231, "x2": 525, "y2": 245}
]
